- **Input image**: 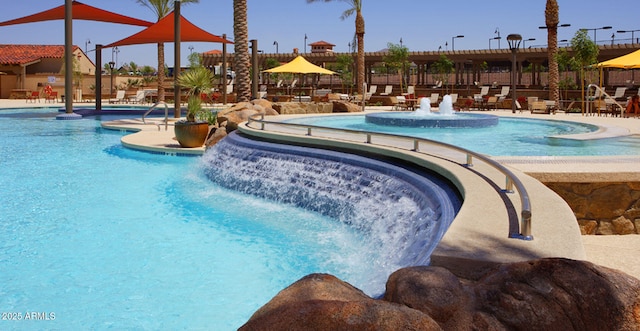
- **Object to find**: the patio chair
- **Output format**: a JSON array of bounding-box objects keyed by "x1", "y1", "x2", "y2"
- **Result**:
[
  {"x1": 531, "y1": 101, "x2": 550, "y2": 114},
  {"x1": 26, "y1": 91, "x2": 40, "y2": 103},
  {"x1": 495, "y1": 86, "x2": 510, "y2": 98},
  {"x1": 368, "y1": 85, "x2": 377, "y2": 95},
  {"x1": 432, "y1": 81, "x2": 442, "y2": 89},
  {"x1": 403, "y1": 85, "x2": 415, "y2": 97},
  {"x1": 129, "y1": 90, "x2": 147, "y2": 104},
  {"x1": 109, "y1": 90, "x2": 126, "y2": 104},
  {"x1": 473, "y1": 86, "x2": 490, "y2": 103},
  {"x1": 45, "y1": 91, "x2": 58, "y2": 103},
  {"x1": 379, "y1": 85, "x2": 393, "y2": 96},
  {"x1": 485, "y1": 96, "x2": 498, "y2": 110},
  {"x1": 429, "y1": 93, "x2": 439, "y2": 106},
  {"x1": 393, "y1": 95, "x2": 407, "y2": 110}
]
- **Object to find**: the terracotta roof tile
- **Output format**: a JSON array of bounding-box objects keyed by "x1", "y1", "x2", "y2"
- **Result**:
[{"x1": 0, "y1": 44, "x2": 80, "y2": 65}]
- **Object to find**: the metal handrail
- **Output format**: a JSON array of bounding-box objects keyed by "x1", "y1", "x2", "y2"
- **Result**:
[
  {"x1": 246, "y1": 113, "x2": 533, "y2": 240},
  {"x1": 586, "y1": 84, "x2": 625, "y2": 116},
  {"x1": 142, "y1": 101, "x2": 169, "y2": 131}
]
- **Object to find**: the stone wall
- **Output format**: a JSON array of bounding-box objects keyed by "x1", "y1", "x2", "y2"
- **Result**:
[{"x1": 544, "y1": 182, "x2": 640, "y2": 235}]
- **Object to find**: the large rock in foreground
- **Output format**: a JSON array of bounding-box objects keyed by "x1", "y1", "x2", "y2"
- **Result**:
[{"x1": 240, "y1": 258, "x2": 640, "y2": 330}]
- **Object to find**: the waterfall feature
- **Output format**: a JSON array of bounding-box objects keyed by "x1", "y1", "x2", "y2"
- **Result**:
[{"x1": 202, "y1": 132, "x2": 461, "y2": 266}]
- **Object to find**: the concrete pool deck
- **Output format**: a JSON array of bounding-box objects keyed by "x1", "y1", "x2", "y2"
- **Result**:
[{"x1": 3, "y1": 99, "x2": 639, "y2": 279}]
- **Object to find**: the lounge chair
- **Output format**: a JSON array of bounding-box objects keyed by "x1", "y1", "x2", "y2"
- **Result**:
[
  {"x1": 531, "y1": 101, "x2": 550, "y2": 114},
  {"x1": 495, "y1": 86, "x2": 510, "y2": 98},
  {"x1": 109, "y1": 90, "x2": 126, "y2": 104},
  {"x1": 429, "y1": 93, "x2": 439, "y2": 106},
  {"x1": 380, "y1": 85, "x2": 393, "y2": 96},
  {"x1": 473, "y1": 86, "x2": 490, "y2": 106},
  {"x1": 45, "y1": 91, "x2": 58, "y2": 103},
  {"x1": 129, "y1": 90, "x2": 147, "y2": 104},
  {"x1": 368, "y1": 85, "x2": 377, "y2": 95},
  {"x1": 393, "y1": 95, "x2": 407, "y2": 110},
  {"x1": 450, "y1": 93, "x2": 459, "y2": 109},
  {"x1": 526, "y1": 96, "x2": 538, "y2": 112},
  {"x1": 403, "y1": 85, "x2": 415, "y2": 98},
  {"x1": 485, "y1": 96, "x2": 498, "y2": 110},
  {"x1": 432, "y1": 81, "x2": 442, "y2": 89},
  {"x1": 26, "y1": 91, "x2": 40, "y2": 103}
]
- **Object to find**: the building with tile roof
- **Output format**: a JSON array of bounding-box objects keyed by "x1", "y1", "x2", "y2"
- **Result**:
[{"x1": 0, "y1": 44, "x2": 95, "y2": 98}]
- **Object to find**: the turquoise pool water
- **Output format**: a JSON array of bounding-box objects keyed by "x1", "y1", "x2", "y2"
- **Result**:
[
  {"x1": 0, "y1": 108, "x2": 456, "y2": 330},
  {"x1": 285, "y1": 114, "x2": 640, "y2": 156}
]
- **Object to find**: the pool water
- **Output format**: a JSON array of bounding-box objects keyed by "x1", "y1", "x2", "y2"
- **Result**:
[
  {"x1": 286, "y1": 114, "x2": 640, "y2": 156},
  {"x1": 0, "y1": 108, "x2": 421, "y2": 330}
]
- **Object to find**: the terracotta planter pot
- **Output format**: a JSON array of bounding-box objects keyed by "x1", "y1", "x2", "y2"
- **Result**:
[{"x1": 174, "y1": 121, "x2": 209, "y2": 148}]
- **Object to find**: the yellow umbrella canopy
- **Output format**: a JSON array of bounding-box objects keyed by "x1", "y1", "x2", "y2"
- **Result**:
[
  {"x1": 596, "y1": 49, "x2": 640, "y2": 69},
  {"x1": 263, "y1": 55, "x2": 336, "y2": 74}
]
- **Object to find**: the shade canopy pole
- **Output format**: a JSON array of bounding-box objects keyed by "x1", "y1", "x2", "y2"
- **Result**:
[
  {"x1": 64, "y1": 0, "x2": 73, "y2": 113},
  {"x1": 173, "y1": 1, "x2": 181, "y2": 118}
]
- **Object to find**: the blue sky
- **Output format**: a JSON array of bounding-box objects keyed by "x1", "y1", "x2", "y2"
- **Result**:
[{"x1": 0, "y1": 0, "x2": 637, "y2": 68}]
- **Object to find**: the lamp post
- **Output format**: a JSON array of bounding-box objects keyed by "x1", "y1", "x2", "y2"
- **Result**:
[
  {"x1": 494, "y1": 28, "x2": 501, "y2": 48},
  {"x1": 85, "y1": 39, "x2": 91, "y2": 53},
  {"x1": 273, "y1": 40, "x2": 278, "y2": 53},
  {"x1": 580, "y1": 26, "x2": 612, "y2": 44},
  {"x1": 488, "y1": 36, "x2": 501, "y2": 50},
  {"x1": 451, "y1": 35, "x2": 464, "y2": 51},
  {"x1": 108, "y1": 61, "x2": 115, "y2": 99},
  {"x1": 304, "y1": 34, "x2": 308, "y2": 53},
  {"x1": 399, "y1": 38, "x2": 403, "y2": 47},
  {"x1": 507, "y1": 34, "x2": 522, "y2": 114},
  {"x1": 617, "y1": 29, "x2": 640, "y2": 44},
  {"x1": 522, "y1": 38, "x2": 536, "y2": 48}
]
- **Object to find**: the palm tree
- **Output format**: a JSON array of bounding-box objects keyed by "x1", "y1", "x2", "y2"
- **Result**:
[
  {"x1": 233, "y1": 0, "x2": 251, "y2": 102},
  {"x1": 545, "y1": 0, "x2": 560, "y2": 108},
  {"x1": 136, "y1": 0, "x2": 199, "y2": 103},
  {"x1": 308, "y1": 0, "x2": 364, "y2": 95}
]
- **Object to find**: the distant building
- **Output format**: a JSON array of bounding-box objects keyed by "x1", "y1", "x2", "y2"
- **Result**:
[
  {"x1": 309, "y1": 41, "x2": 335, "y2": 53},
  {"x1": 0, "y1": 44, "x2": 95, "y2": 98}
]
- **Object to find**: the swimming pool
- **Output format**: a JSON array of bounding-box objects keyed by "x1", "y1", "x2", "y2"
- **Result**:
[
  {"x1": 0, "y1": 108, "x2": 459, "y2": 330},
  {"x1": 285, "y1": 114, "x2": 640, "y2": 156}
]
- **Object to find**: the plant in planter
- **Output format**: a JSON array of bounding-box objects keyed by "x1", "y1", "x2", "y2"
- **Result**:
[{"x1": 174, "y1": 65, "x2": 214, "y2": 148}]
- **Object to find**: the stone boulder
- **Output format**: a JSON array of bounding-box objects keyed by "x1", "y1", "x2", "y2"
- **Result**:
[
  {"x1": 272, "y1": 102, "x2": 333, "y2": 115},
  {"x1": 240, "y1": 258, "x2": 640, "y2": 330},
  {"x1": 239, "y1": 274, "x2": 442, "y2": 331},
  {"x1": 332, "y1": 100, "x2": 363, "y2": 112}
]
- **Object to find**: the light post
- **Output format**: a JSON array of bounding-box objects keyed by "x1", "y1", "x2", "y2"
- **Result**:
[
  {"x1": 108, "y1": 61, "x2": 115, "y2": 99},
  {"x1": 488, "y1": 36, "x2": 501, "y2": 50},
  {"x1": 522, "y1": 38, "x2": 536, "y2": 48},
  {"x1": 399, "y1": 38, "x2": 403, "y2": 47},
  {"x1": 451, "y1": 35, "x2": 464, "y2": 51},
  {"x1": 188, "y1": 45, "x2": 194, "y2": 54},
  {"x1": 539, "y1": 23, "x2": 571, "y2": 47},
  {"x1": 507, "y1": 34, "x2": 522, "y2": 114},
  {"x1": 304, "y1": 34, "x2": 308, "y2": 53},
  {"x1": 617, "y1": 29, "x2": 640, "y2": 44},
  {"x1": 85, "y1": 39, "x2": 91, "y2": 53},
  {"x1": 580, "y1": 26, "x2": 612, "y2": 44},
  {"x1": 273, "y1": 40, "x2": 278, "y2": 53},
  {"x1": 494, "y1": 28, "x2": 501, "y2": 48}
]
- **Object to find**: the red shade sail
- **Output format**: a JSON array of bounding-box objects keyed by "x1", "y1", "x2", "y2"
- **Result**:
[
  {"x1": 103, "y1": 11, "x2": 232, "y2": 48},
  {"x1": 0, "y1": 1, "x2": 153, "y2": 27}
]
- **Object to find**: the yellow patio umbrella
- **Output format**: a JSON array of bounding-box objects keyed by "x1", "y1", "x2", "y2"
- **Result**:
[
  {"x1": 263, "y1": 55, "x2": 336, "y2": 75},
  {"x1": 596, "y1": 49, "x2": 640, "y2": 69}
]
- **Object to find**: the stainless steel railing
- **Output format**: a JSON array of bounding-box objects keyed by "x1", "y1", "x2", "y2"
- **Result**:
[
  {"x1": 142, "y1": 101, "x2": 169, "y2": 131},
  {"x1": 246, "y1": 113, "x2": 533, "y2": 240}
]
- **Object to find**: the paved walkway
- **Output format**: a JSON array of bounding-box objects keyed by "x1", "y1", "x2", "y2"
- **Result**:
[{"x1": 3, "y1": 100, "x2": 640, "y2": 279}]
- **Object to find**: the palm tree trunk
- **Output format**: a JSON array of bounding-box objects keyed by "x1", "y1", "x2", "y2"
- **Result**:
[
  {"x1": 157, "y1": 42, "x2": 165, "y2": 102},
  {"x1": 355, "y1": 12, "x2": 365, "y2": 96},
  {"x1": 546, "y1": 0, "x2": 560, "y2": 109},
  {"x1": 233, "y1": 0, "x2": 251, "y2": 102}
]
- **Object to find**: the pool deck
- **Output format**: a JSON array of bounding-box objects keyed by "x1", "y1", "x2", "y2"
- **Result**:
[{"x1": 4, "y1": 99, "x2": 639, "y2": 280}]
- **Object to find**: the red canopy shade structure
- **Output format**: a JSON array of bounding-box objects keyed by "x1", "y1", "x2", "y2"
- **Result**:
[
  {"x1": 0, "y1": 1, "x2": 153, "y2": 27},
  {"x1": 103, "y1": 11, "x2": 232, "y2": 47}
]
